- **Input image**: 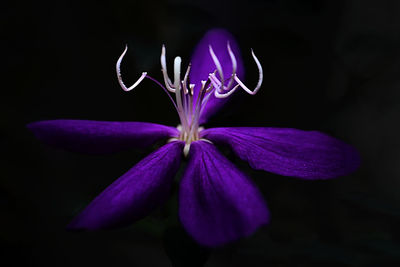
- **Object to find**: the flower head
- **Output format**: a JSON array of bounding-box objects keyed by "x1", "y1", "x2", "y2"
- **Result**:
[{"x1": 28, "y1": 29, "x2": 360, "y2": 247}]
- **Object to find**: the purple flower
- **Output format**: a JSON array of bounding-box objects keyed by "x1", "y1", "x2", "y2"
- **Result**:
[{"x1": 28, "y1": 29, "x2": 360, "y2": 247}]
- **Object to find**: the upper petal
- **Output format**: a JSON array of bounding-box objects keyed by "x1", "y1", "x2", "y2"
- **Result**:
[
  {"x1": 202, "y1": 127, "x2": 360, "y2": 179},
  {"x1": 27, "y1": 120, "x2": 179, "y2": 154},
  {"x1": 190, "y1": 29, "x2": 244, "y2": 124},
  {"x1": 179, "y1": 141, "x2": 269, "y2": 247},
  {"x1": 67, "y1": 141, "x2": 183, "y2": 230}
]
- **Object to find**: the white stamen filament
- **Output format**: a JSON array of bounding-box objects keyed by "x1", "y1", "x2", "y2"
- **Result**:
[
  {"x1": 182, "y1": 64, "x2": 191, "y2": 94},
  {"x1": 173, "y1": 56, "x2": 182, "y2": 89},
  {"x1": 233, "y1": 49, "x2": 263, "y2": 95},
  {"x1": 161, "y1": 45, "x2": 175, "y2": 92},
  {"x1": 225, "y1": 42, "x2": 237, "y2": 90},
  {"x1": 116, "y1": 42, "x2": 264, "y2": 156},
  {"x1": 116, "y1": 46, "x2": 148, "y2": 91},
  {"x1": 208, "y1": 45, "x2": 224, "y2": 92}
]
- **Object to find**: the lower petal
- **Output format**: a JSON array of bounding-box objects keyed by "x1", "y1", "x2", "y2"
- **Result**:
[
  {"x1": 202, "y1": 127, "x2": 360, "y2": 179},
  {"x1": 179, "y1": 141, "x2": 269, "y2": 247},
  {"x1": 67, "y1": 141, "x2": 183, "y2": 230}
]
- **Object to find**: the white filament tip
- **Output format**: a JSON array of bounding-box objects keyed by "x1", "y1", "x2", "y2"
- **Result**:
[{"x1": 173, "y1": 56, "x2": 182, "y2": 89}]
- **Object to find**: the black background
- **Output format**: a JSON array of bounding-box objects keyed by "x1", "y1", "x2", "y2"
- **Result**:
[{"x1": 4, "y1": 0, "x2": 400, "y2": 266}]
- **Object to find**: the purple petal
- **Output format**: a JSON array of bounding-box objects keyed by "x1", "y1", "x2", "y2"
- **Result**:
[
  {"x1": 190, "y1": 29, "x2": 244, "y2": 124},
  {"x1": 27, "y1": 120, "x2": 179, "y2": 154},
  {"x1": 179, "y1": 141, "x2": 269, "y2": 247},
  {"x1": 202, "y1": 127, "x2": 360, "y2": 179},
  {"x1": 67, "y1": 141, "x2": 183, "y2": 230}
]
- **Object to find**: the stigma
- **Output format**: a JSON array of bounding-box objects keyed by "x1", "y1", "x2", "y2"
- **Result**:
[{"x1": 116, "y1": 41, "x2": 264, "y2": 156}]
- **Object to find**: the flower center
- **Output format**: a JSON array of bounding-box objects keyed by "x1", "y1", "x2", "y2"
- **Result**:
[
  {"x1": 172, "y1": 124, "x2": 211, "y2": 157},
  {"x1": 176, "y1": 124, "x2": 202, "y2": 143}
]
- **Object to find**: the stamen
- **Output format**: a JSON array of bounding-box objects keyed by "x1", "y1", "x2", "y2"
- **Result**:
[
  {"x1": 198, "y1": 82, "x2": 216, "y2": 119},
  {"x1": 225, "y1": 42, "x2": 237, "y2": 90},
  {"x1": 173, "y1": 56, "x2": 182, "y2": 89},
  {"x1": 215, "y1": 84, "x2": 240, "y2": 98},
  {"x1": 182, "y1": 63, "x2": 191, "y2": 94},
  {"x1": 189, "y1": 80, "x2": 207, "y2": 133},
  {"x1": 188, "y1": 84, "x2": 194, "y2": 119},
  {"x1": 208, "y1": 45, "x2": 224, "y2": 92},
  {"x1": 182, "y1": 81, "x2": 188, "y2": 120},
  {"x1": 161, "y1": 45, "x2": 175, "y2": 92},
  {"x1": 189, "y1": 84, "x2": 195, "y2": 96},
  {"x1": 198, "y1": 80, "x2": 208, "y2": 103},
  {"x1": 116, "y1": 46, "x2": 178, "y2": 112},
  {"x1": 116, "y1": 45, "x2": 147, "y2": 91},
  {"x1": 209, "y1": 72, "x2": 240, "y2": 98},
  {"x1": 234, "y1": 49, "x2": 263, "y2": 95},
  {"x1": 173, "y1": 56, "x2": 189, "y2": 131}
]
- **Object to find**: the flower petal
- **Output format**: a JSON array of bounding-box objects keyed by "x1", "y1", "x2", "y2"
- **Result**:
[
  {"x1": 27, "y1": 120, "x2": 179, "y2": 154},
  {"x1": 67, "y1": 141, "x2": 183, "y2": 230},
  {"x1": 202, "y1": 127, "x2": 360, "y2": 179},
  {"x1": 190, "y1": 29, "x2": 244, "y2": 124},
  {"x1": 179, "y1": 141, "x2": 269, "y2": 247}
]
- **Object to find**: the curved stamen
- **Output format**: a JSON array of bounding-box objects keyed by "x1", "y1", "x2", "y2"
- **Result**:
[
  {"x1": 215, "y1": 84, "x2": 240, "y2": 98},
  {"x1": 182, "y1": 63, "x2": 191, "y2": 94},
  {"x1": 234, "y1": 49, "x2": 263, "y2": 95},
  {"x1": 209, "y1": 73, "x2": 240, "y2": 98},
  {"x1": 208, "y1": 45, "x2": 224, "y2": 92},
  {"x1": 116, "y1": 45, "x2": 147, "y2": 91},
  {"x1": 116, "y1": 46, "x2": 179, "y2": 112},
  {"x1": 161, "y1": 45, "x2": 175, "y2": 92},
  {"x1": 173, "y1": 56, "x2": 182, "y2": 90},
  {"x1": 208, "y1": 43, "x2": 237, "y2": 92},
  {"x1": 225, "y1": 42, "x2": 237, "y2": 91}
]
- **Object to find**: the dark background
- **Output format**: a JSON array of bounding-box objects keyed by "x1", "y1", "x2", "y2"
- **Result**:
[{"x1": 4, "y1": 0, "x2": 400, "y2": 266}]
